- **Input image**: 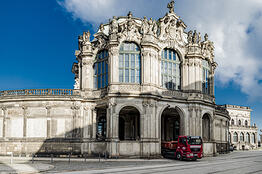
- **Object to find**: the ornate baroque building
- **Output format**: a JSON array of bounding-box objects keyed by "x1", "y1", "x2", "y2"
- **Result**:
[
  {"x1": 226, "y1": 105, "x2": 258, "y2": 150},
  {"x1": 0, "y1": 1, "x2": 229, "y2": 157}
]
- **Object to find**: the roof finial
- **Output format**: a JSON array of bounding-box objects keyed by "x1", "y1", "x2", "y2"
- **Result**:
[
  {"x1": 127, "y1": 11, "x2": 133, "y2": 18},
  {"x1": 167, "y1": 0, "x2": 175, "y2": 13}
]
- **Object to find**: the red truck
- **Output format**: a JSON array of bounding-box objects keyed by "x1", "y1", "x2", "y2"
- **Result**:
[{"x1": 161, "y1": 136, "x2": 203, "y2": 161}]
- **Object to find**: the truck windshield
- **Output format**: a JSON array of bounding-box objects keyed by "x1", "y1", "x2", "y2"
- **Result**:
[{"x1": 187, "y1": 137, "x2": 202, "y2": 145}]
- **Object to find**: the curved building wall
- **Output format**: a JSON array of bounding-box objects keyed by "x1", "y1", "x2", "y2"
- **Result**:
[{"x1": 0, "y1": 2, "x2": 230, "y2": 157}]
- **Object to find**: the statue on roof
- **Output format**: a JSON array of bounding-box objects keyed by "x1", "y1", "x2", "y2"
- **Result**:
[
  {"x1": 167, "y1": 0, "x2": 175, "y2": 13},
  {"x1": 141, "y1": 16, "x2": 149, "y2": 35},
  {"x1": 109, "y1": 16, "x2": 118, "y2": 34}
]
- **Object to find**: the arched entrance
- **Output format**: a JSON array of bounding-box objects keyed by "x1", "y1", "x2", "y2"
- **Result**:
[
  {"x1": 161, "y1": 107, "x2": 181, "y2": 141},
  {"x1": 202, "y1": 113, "x2": 211, "y2": 141},
  {"x1": 119, "y1": 106, "x2": 140, "y2": 141}
]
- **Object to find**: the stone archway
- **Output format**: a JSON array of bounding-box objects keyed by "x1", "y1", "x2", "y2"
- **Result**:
[
  {"x1": 202, "y1": 113, "x2": 211, "y2": 141},
  {"x1": 119, "y1": 106, "x2": 140, "y2": 141},
  {"x1": 161, "y1": 107, "x2": 181, "y2": 141}
]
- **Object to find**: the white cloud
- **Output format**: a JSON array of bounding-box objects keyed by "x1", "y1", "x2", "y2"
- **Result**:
[{"x1": 58, "y1": 0, "x2": 262, "y2": 101}]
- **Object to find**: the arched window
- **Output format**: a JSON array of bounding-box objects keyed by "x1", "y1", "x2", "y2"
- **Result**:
[
  {"x1": 246, "y1": 133, "x2": 250, "y2": 143},
  {"x1": 94, "y1": 50, "x2": 108, "y2": 89},
  {"x1": 240, "y1": 132, "x2": 244, "y2": 142},
  {"x1": 202, "y1": 59, "x2": 211, "y2": 94},
  {"x1": 161, "y1": 48, "x2": 181, "y2": 90},
  {"x1": 245, "y1": 120, "x2": 248, "y2": 126},
  {"x1": 119, "y1": 42, "x2": 141, "y2": 83},
  {"x1": 233, "y1": 132, "x2": 238, "y2": 142},
  {"x1": 231, "y1": 119, "x2": 234, "y2": 125},
  {"x1": 238, "y1": 120, "x2": 241, "y2": 126}
]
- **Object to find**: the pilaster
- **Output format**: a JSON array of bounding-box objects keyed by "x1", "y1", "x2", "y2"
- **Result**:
[
  {"x1": 2, "y1": 107, "x2": 6, "y2": 138},
  {"x1": 22, "y1": 106, "x2": 27, "y2": 138}
]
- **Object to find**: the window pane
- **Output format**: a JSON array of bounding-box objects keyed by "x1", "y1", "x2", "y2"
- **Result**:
[
  {"x1": 136, "y1": 55, "x2": 140, "y2": 69},
  {"x1": 164, "y1": 49, "x2": 167, "y2": 59},
  {"x1": 102, "y1": 74, "x2": 105, "y2": 87},
  {"x1": 106, "y1": 73, "x2": 108, "y2": 86},
  {"x1": 119, "y1": 69, "x2": 123, "y2": 82},
  {"x1": 98, "y1": 76, "x2": 101, "y2": 88},
  {"x1": 125, "y1": 54, "x2": 129, "y2": 67},
  {"x1": 125, "y1": 69, "x2": 129, "y2": 82},
  {"x1": 94, "y1": 63, "x2": 97, "y2": 75},
  {"x1": 119, "y1": 54, "x2": 124, "y2": 68},
  {"x1": 131, "y1": 69, "x2": 135, "y2": 83},
  {"x1": 102, "y1": 61, "x2": 105, "y2": 74},
  {"x1": 106, "y1": 62, "x2": 108, "y2": 73},
  {"x1": 98, "y1": 63, "x2": 101, "y2": 74},
  {"x1": 173, "y1": 52, "x2": 176, "y2": 60},
  {"x1": 136, "y1": 69, "x2": 140, "y2": 83},
  {"x1": 164, "y1": 62, "x2": 167, "y2": 74},
  {"x1": 131, "y1": 54, "x2": 135, "y2": 68},
  {"x1": 169, "y1": 50, "x2": 172, "y2": 60},
  {"x1": 168, "y1": 62, "x2": 172, "y2": 74}
]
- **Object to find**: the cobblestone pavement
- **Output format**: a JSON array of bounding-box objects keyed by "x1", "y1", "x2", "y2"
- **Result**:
[
  {"x1": 1, "y1": 150, "x2": 262, "y2": 174},
  {"x1": 49, "y1": 151, "x2": 262, "y2": 174}
]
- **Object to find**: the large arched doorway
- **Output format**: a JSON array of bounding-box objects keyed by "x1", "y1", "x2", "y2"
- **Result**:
[
  {"x1": 161, "y1": 107, "x2": 181, "y2": 141},
  {"x1": 202, "y1": 114, "x2": 211, "y2": 141},
  {"x1": 119, "y1": 106, "x2": 140, "y2": 141}
]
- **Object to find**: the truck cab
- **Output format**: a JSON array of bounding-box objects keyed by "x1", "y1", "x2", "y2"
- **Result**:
[{"x1": 161, "y1": 136, "x2": 203, "y2": 161}]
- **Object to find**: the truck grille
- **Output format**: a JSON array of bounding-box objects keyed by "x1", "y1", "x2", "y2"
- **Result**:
[{"x1": 190, "y1": 148, "x2": 200, "y2": 152}]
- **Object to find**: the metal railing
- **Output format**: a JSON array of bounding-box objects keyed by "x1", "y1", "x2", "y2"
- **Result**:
[{"x1": 0, "y1": 89, "x2": 79, "y2": 97}]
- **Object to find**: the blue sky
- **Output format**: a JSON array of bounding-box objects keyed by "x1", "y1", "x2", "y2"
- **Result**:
[{"x1": 0, "y1": 0, "x2": 261, "y2": 136}]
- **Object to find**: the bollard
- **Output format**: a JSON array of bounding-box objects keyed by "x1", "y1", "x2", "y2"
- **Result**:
[
  {"x1": 51, "y1": 154, "x2": 54, "y2": 163},
  {"x1": 32, "y1": 154, "x2": 34, "y2": 164},
  {"x1": 7, "y1": 152, "x2": 13, "y2": 164},
  {"x1": 99, "y1": 153, "x2": 101, "y2": 162},
  {"x1": 84, "y1": 153, "x2": 87, "y2": 162},
  {"x1": 104, "y1": 152, "x2": 107, "y2": 160},
  {"x1": 68, "y1": 153, "x2": 71, "y2": 163}
]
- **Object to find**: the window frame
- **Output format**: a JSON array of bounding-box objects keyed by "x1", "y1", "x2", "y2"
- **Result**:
[
  {"x1": 119, "y1": 42, "x2": 141, "y2": 84},
  {"x1": 202, "y1": 59, "x2": 211, "y2": 94},
  {"x1": 94, "y1": 50, "x2": 109, "y2": 89},
  {"x1": 161, "y1": 48, "x2": 181, "y2": 90}
]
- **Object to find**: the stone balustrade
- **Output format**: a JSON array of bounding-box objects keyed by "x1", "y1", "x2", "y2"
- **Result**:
[{"x1": 0, "y1": 89, "x2": 79, "y2": 97}]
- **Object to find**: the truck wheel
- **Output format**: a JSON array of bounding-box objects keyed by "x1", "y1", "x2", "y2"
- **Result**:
[{"x1": 176, "y1": 152, "x2": 182, "y2": 161}]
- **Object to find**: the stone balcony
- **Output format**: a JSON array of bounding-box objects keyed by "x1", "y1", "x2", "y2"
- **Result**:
[
  {"x1": 0, "y1": 89, "x2": 80, "y2": 97},
  {"x1": 230, "y1": 125, "x2": 258, "y2": 129}
]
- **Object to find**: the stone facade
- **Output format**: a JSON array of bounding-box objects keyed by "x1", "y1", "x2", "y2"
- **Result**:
[
  {"x1": 225, "y1": 104, "x2": 258, "y2": 150},
  {"x1": 0, "y1": 1, "x2": 230, "y2": 157}
]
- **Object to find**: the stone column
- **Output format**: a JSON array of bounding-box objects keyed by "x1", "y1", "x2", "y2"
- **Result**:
[
  {"x1": 142, "y1": 51, "x2": 150, "y2": 85},
  {"x1": 108, "y1": 46, "x2": 119, "y2": 84},
  {"x1": 22, "y1": 106, "x2": 27, "y2": 138},
  {"x1": 158, "y1": 55, "x2": 162, "y2": 87},
  {"x1": 106, "y1": 100, "x2": 119, "y2": 157},
  {"x1": 83, "y1": 106, "x2": 91, "y2": 139},
  {"x1": 2, "y1": 107, "x2": 6, "y2": 138},
  {"x1": 195, "y1": 108, "x2": 202, "y2": 136},
  {"x1": 46, "y1": 106, "x2": 51, "y2": 138},
  {"x1": 182, "y1": 61, "x2": 189, "y2": 90},
  {"x1": 211, "y1": 116, "x2": 215, "y2": 141},
  {"x1": 91, "y1": 108, "x2": 97, "y2": 139},
  {"x1": 82, "y1": 59, "x2": 94, "y2": 90},
  {"x1": 188, "y1": 107, "x2": 193, "y2": 135},
  {"x1": 71, "y1": 105, "x2": 81, "y2": 138}
]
